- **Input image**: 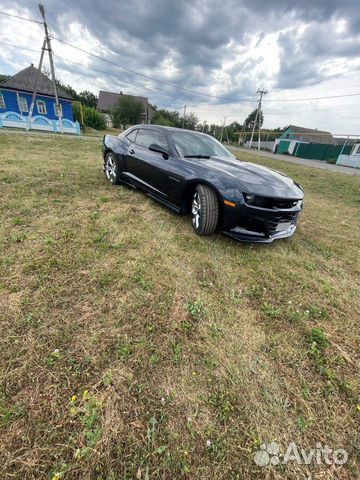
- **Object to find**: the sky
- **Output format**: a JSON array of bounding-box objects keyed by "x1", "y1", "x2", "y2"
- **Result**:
[{"x1": 0, "y1": 0, "x2": 359, "y2": 134}]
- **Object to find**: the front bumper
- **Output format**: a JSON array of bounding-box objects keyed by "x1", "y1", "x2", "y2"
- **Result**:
[{"x1": 221, "y1": 200, "x2": 302, "y2": 244}]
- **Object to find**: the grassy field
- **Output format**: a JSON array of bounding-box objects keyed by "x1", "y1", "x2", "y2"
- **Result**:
[{"x1": 0, "y1": 132, "x2": 358, "y2": 479}]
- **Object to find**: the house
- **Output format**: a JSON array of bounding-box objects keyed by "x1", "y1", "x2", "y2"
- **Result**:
[
  {"x1": 97, "y1": 90, "x2": 154, "y2": 127},
  {"x1": 273, "y1": 125, "x2": 351, "y2": 161},
  {"x1": 0, "y1": 65, "x2": 80, "y2": 134}
]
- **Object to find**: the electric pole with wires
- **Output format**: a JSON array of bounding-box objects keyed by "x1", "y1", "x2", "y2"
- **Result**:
[
  {"x1": 27, "y1": 3, "x2": 63, "y2": 133},
  {"x1": 182, "y1": 105, "x2": 187, "y2": 128},
  {"x1": 248, "y1": 89, "x2": 268, "y2": 150},
  {"x1": 220, "y1": 116, "x2": 227, "y2": 143}
]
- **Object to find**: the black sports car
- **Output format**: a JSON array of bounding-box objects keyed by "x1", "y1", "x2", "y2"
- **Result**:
[{"x1": 102, "y1": 125, "x2": 304, "y2": 243}]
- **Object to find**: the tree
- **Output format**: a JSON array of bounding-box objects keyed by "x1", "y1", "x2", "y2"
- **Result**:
[
  {"x1": 244, "y1": 108, "x2": 264, "y2": 132},
  {"x1": 152, "y1": 113, "x2": 173, "y2": 126},
  {"x1": 78, "y1": 90, "x2": 97, "y2": 108},
  {"x1": 183, "y1": 112, "x2": 198, "y2": 131},
  {"x1": 152, "y1": 109, "x2": 182, "y2": 127},
  {"x1": 0, "y1": 74, "x2": 10, "y2": 83},
  {"x1": 61, "y1": 84, "x2": 79, "y2": 101},
  {"x1": 111, "y1": 96, "x2": 144, "y2": 128}
]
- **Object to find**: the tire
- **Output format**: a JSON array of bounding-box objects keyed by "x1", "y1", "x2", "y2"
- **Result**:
[
  {"x1": 191, "y1": 184, "x2": 219, "y2": 236},
  {"x1": 104, "y1": 153, "x2": 121, "y2": 185}
]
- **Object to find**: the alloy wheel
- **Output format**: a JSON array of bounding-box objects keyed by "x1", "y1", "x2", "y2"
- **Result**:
[
  {"x1": 192, "y1": 192, "x2": 201, "y2": 229},
  {"x1": 105, "y1": 155, "x2": 116, "y2": 182}
]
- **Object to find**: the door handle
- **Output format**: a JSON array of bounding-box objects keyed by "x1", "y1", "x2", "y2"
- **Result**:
[{"x1": 129, "y1": 148, "x2": 135, "y2": 154}]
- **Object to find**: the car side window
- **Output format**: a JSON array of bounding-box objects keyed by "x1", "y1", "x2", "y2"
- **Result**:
[
  {"x1": 135, "y1": 129, "x2": 168, "y2": 150},
  {"x1": 126, "y1": 129, "x2": 138, "y2": 143}
]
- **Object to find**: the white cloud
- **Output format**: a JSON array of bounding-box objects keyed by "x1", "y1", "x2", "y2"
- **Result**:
[{"x1": 0, "y1": 1, "x2": 359, "y2": 134}]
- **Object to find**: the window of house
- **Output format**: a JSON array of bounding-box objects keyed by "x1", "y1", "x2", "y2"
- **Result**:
[
  {"x1": 18, "y1": 95, "x2": 28, "y2": 113},
  {"x1": 354, "y1": 144, "x2": 360, "y2": 155},
  {"x1": 135, "y1": 129, "x2": 168, "y2": 150},
  {"x1": 54, "y1": 103, "x2": 63, "y2": 116},
  {"x1": 36, "y1": 100, "x2": 47, "y2": 115},
  {"x1": 0, "y1": 92, "x2": 5, "y2": 109}
]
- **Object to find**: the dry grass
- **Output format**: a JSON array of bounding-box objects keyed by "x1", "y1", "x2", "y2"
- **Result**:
[{"x1": 0, "y1": 132, "x2": 358, "y2": 479}]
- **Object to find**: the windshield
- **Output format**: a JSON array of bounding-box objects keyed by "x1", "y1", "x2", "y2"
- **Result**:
[{"x1": 170, "y1": 130, "x2": 235, "y2": 158}]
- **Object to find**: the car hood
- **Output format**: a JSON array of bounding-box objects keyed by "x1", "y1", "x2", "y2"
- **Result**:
[{"x1": 203, "y1": 156, "x2": 304, "y2": 198}]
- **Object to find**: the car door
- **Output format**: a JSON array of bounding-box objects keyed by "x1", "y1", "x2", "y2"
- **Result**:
[{"x1": 126, "y1": 128, "x2": 174, "y2": 198}]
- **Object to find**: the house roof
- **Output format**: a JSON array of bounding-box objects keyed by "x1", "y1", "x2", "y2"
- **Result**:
[
  {"x1": 0, "y1": 65, "x2": 72, "y2": 100},
  {"x1": 282, "y1": 125, "x2": 335, "y2": 145},
  {"x1": 97, "y1": 90, "x2": 149, "y2": 114}
]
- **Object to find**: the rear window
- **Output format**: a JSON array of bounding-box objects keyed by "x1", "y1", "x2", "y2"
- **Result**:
[
  {"x1": 126, "y1": 129, "x2": 138, "y2": 143},
  {"x1": 135, "y1": 129, "x2": 168, "y2": 149}
]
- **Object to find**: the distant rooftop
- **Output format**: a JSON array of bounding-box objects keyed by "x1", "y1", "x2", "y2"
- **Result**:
[
  {"x1": 97, "y1": 90, "x2": 149, "y2": 113},
  {"x1": 283, "y1": 125, "x2": 335, "y2": 145},
  {"x1": 0, "y1": 65, "x2": 72, "y2": 100}
]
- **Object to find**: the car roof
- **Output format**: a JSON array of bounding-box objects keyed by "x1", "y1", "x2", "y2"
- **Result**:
[{"x1": 130, "y1": 124, "x2": 208, "y2": 136}]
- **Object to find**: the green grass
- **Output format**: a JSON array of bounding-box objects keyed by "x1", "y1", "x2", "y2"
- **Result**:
[{"x1": 0, "y1": 132, "x2": 358, "y2": 479}]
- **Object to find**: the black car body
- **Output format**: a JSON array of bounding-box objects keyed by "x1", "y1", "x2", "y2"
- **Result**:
[{"x1": 102, "y1": 125, "x2": 304, "y2": 243}]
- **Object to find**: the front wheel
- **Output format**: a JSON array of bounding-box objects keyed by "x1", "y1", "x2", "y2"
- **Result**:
[
  {"x1": 191, "y1": 184, "x2": 219, "y2": 236},
  {"x1": 104, "y1": 153, "x2": 121, "y2": 185}
]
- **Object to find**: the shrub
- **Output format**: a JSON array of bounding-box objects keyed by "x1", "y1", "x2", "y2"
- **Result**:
[{"x1": 72, "y1": 103, "x2": 106, "y2": 130}]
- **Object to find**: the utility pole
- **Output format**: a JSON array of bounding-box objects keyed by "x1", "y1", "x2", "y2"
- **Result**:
[
  {"x1": 182, "y1": 105, "x2": 186, "y2": 128},
  {"x1": 202, "y1": 120, "x2": 207, "y2": 133},
  {"x1": 248, "y1": 88, "x2": 268, "y2": 150},
  {"x1": 28, "y1": 4, "x2": 63, "y2": 133},
  {"x1": 238, "y1": 124, "x2": 245, "y2": 147},
  {"x1": 220, "y1": 116, "x2": 227, "y2": 143}
]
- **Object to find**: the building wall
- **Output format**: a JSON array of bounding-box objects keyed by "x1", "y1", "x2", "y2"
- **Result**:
[
  {"x1": 0, "y1": 88, "x2": 73, "y2": 120},
  {"x1": 273, "y1": 136, "x2": 308, "y2": 153},
  {"x1": 244, "y1": 140, "x2": 274, "y2": 151},
  {"x1": 279, "y1": 127, "x2": 297, "y2": 140}
]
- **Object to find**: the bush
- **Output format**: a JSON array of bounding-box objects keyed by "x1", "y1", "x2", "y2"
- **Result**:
[{"x1": 72, "y1": 103, "x2": 106, "y2": 130}]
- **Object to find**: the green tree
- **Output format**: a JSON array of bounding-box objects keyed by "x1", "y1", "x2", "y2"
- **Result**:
[
  {"x1": 61, "y1": 84, "x2": 79, "y2": 101},
  {"x1": 244, "y1": 108, "x2": 263, "y2": 132},
  {"x1": 183, "y1": 112, "x2": 199, "y2": 130},
  {"x1": 111, "y1": 96, "x2": 144, "y2": 128},
  {"x1": 78, "y1": 90, "x2": 97, "y2": 108},
  {"x1": 152, "y1": 109, "x2": 182, "y2": 127},
  {"x1": 152, "y1": 113, "x2": 172, "y2": 126},
  {"x1": 0, "y1": 73, "x2": 10, "y2": 84}
]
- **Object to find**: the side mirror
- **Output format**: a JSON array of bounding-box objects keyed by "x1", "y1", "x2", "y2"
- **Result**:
[{"x1": 149, "y1": 143, "x2": 169, "y2": 158}]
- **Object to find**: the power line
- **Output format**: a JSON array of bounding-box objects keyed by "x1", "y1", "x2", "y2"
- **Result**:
[
  {"x1": 1, "y1": 10, "x2": 360, "y2": 104},
  {"x1": 0, "y1": 10, "x2": 42, "y2": 24},
  {"x1": 263, "y1": 93, "x2": 360, "y2": 102},
  {"x1": 50, "y1": 37, "x2": 360, "y2": 104},
  {"x1": 52, "y1": 36, "x2": 255, "y2": 102}
]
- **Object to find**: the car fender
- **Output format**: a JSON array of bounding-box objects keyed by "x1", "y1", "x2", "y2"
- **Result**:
[{"x1": 179, "y1": 177, "x2": 237, "y2": 217}]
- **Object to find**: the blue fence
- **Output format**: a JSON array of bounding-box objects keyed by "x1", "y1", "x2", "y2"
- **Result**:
[{"x1": 0, "y1": 111, "x2": 80, "y2": 135}]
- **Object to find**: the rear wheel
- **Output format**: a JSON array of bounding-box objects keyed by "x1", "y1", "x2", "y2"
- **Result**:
[
  {"x1": 191, "y1": 184, "x2": 219, "y2": 235},
  {"x1": 104, "y1": 153, "x2": 121, "y2": 184}
]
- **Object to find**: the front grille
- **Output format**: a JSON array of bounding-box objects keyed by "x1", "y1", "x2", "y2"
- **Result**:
[
  {"x1": 267, "y1": 214, "x2": 295, "y2": 235},
  {"x1": 244, "y1": 194, "x2": 301, "y2": 210},
  {"x1": 272, "y1": 198, "x2": 300, "y2": 209},
  {"x1": 237, "y1": 217, "x2": 265, "y2": 234}
]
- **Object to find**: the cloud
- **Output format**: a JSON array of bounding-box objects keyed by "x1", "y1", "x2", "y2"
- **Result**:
[{"x1": 0, "y1": 0, "x2": 359, "y2": 132}]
